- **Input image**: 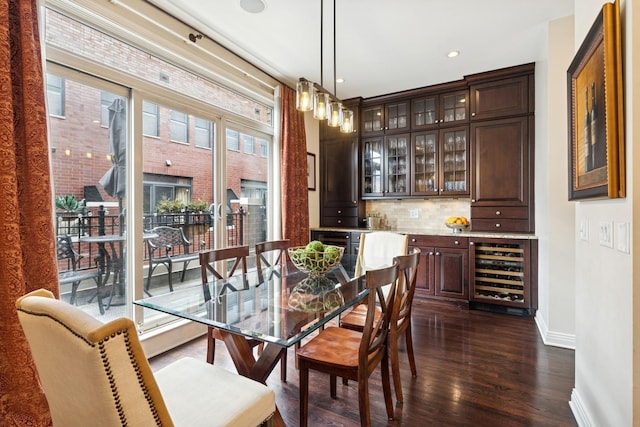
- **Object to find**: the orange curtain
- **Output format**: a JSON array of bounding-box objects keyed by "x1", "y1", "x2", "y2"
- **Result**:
[
  {"x1": 280, "y1": 85, "x2": 310, "y2": 247},
  {"x1": 0, "y1": 0, "x2": 58, "y2": 425}
]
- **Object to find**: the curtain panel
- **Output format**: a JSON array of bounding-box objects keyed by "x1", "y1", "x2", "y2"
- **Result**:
[
  {"x1": 0, "y1": 0, "x2": 58, "y2": 425},
  {"x1": 280, "y1": 85, "x2": 310, "y2": 247}
]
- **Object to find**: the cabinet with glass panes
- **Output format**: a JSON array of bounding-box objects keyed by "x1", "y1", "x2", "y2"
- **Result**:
[
  {"x1": 412, "y1": 126, "x2": 468, "y2": 197},
  {"x1": 361, "y1": 100, "x2": 410, "y2": 136},
  {"x1": 362, "y1": 133, "x2": 410, "y2": 198},
  {"x1": 412, "y1": 88, "x2": 469, "y2": 130}
]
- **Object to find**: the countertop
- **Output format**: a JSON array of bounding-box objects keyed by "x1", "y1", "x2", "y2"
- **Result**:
[{"x1": 311, "y1": 227, "x2": 538, "y2": 240}]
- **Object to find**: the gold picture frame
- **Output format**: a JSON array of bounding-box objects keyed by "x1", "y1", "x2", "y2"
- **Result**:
[{"x1": 567, "y1": 0, "x2": 625, "y2": 200}]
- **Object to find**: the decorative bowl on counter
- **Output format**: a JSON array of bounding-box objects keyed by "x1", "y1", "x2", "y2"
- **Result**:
[
  {"x1": 445, "y1": 223, "x2": 469, "y2": 234},
  {"x1": 287, "y1": 244, "x2": 344, "y2": 276}
]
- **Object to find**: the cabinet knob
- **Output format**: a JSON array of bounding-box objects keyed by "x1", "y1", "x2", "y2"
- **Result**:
[
  {"x1": 472, "y1": 112, "x2": 476, "y2": 117},
  {"x1": 435, "y1": 252, "x2": 441, "y2": 256},
  {"x1": 337, "y1": 219, "x2": 342, "y2": 224},
  {"x1": 346, "y1": 235, "x2": 350, "y2": 239},
  {"x1": 411, "y1": 238, "x2": 416, "y2": 243},
  {"x1": 495, "y1": 223, "x2": 501, "y2": 228},
  {"x1": 471, "y1": 199, "x2": 476, "y2": 203},
  {"x1": 352, "y1": 200, "x2": 357, "y2": 204},
  {"x1": 454, "y1": 240, "x2": 459, "y2": 245},
  {"x1": 337, "y1": 210, "x2": 342, "y2": 214},
  {"x1": 440, "y1": 189, "x2": 443, "y2": 192},
  {"x1": 470, "y1": 241, "x2": 474, "y2": 246},
  {"x1": 428, "y1": 251, "x2": 434, "y2": 256},
  {"x1": 495, "y1": 211, "x2": 501, "y2": 215}
]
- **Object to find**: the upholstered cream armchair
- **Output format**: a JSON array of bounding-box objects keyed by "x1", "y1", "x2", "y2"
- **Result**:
[{"x1": 16, "y1": 289, "x2": 275, "y2": 427}]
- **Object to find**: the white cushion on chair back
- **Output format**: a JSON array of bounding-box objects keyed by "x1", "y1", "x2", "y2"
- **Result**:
[{"x1": 354, "y1": 231, "x2": 409, "y2": 278}]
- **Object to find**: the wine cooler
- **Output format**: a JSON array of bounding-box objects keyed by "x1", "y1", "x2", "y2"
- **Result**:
[{"x1": 470, "y1": 238, "x2": 537, "y2": 315}]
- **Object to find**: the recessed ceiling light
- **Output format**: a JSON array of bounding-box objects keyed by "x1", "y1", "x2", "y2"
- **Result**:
[
  {"x1": 447, "y1": 50, "x2": 460, "y2": 58},
  {"x1": 240, "y1": 0, "x2": 266, "y2": 13}
]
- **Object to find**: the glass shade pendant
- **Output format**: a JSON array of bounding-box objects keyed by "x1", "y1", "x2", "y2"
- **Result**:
[
  {"x1": 340, "y1": 109, "x2": 354, "y2": 133},
  {"x1": 296, "y1": 79, "x2": 315, "y2": 112},
  {"x1": 327, "y1": 100, "x2": 343, "y2": 127},
  {"x1": 313, "y1": 92, "x2": 330, "y2": 120}
]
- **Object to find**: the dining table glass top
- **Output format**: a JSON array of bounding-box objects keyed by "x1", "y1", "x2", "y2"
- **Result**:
[{"x1": 134, "y1": 264, "x2": 366, "y2": 347}]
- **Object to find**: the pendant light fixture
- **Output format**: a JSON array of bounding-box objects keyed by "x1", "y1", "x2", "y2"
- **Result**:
[{"x1": 296, "y1": 0, "x2": 353, "y2": 133}]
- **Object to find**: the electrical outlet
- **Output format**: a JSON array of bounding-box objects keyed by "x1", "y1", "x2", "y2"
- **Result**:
[
  {"x1": 409, "y1": 209, "x2": 419, "y2": 219},
  {"x1": 599, "y1": 221, "x2": 613, "y2": 248}
]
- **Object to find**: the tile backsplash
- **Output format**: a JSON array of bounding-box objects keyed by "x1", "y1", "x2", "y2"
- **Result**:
[{"x1": 366, "y1": 199, "x2": 470, "y2": 233}]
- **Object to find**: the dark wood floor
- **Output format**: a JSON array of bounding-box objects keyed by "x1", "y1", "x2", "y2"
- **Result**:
[{"x1": 149, "y1": 298, "x2": 577, "y2": 426}]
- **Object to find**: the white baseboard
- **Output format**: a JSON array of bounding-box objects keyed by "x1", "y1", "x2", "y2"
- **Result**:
[
  {"x1": 569, "y1": 388, "x2": 594, "y2": 427},
  {"x1": 534, "y1": 312, "x2": 576, "y2": 349}
]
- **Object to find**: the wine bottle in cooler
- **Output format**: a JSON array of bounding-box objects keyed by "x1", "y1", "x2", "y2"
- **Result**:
[
  {"x1": 583, "y1": 86, "x2": 591, "y2": 172},
  {"x1": 590, "y1": 82, "x2": 597, "y2": 170}
]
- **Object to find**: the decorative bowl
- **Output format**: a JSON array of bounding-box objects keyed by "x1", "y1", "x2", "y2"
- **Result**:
[
  {"x1": 287, "y1": 246, "x2": 344, "y2": 276},
  {"x1": 446, "y1": 223, "x2": 469, "y2": 234}
]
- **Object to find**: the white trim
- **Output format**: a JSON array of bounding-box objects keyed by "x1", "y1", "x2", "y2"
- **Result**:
[
  {"x1": 137, "y1": 318, "x2": 207, "y2": 359},
  {"x1": 535, "y1": 312, "x2": 576, "y2": 349},
  {"x1": 569, "y1": 388, "x2": 594, "y2": 427}
]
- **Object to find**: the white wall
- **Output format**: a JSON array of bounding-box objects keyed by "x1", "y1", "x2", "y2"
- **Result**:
[
  {"x1": 568, "y1": 1, "x2": 635, "y2": 426},
  {"x1": 534, "y1": 15, "x2": 577, "y2": 349},
  {"x1": 305, "y1": 110, "x2": 320, "y2": 229}
]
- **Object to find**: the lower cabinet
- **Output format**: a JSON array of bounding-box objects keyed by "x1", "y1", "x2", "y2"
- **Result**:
[
  {"x1": 408, "y1": 235, "x2": 469, "y2": 300},
  {"x1": 310, "y1": 230, "x2": 363, "y2": 277},
  {"x1": 469, "y1": 237, "x2": 537, "y2": 315}
]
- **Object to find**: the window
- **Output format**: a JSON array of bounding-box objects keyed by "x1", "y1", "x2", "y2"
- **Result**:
[
  {"x1": 227, "y1": 129, "x2": 240, "y2": 151},
  {"x1": 143, "y1": 101, "x2": 159, "y2": 137},
  {"x1": 194, "y1": 117, "x2": 212, "y2": 148},
  {"x1": 259, "y1": 138, "x2": 268, "y2": 157},
  {"x1": 170, "y1": 110, "x2": 188, "y2": 143},
  {"x1": 243, "y1": 135, "x2": 255, "y2": 154},
  {"x1": 143, "y1": 173, "x2": 192, "y2": 214},
  {"x1": 46, "y1": 73, "x2": 65, "y2": 116}
]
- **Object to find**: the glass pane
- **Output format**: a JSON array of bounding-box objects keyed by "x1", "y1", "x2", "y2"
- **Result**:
[{"x1": 48, "y1": 73, "x2": 129, "y2": 319}]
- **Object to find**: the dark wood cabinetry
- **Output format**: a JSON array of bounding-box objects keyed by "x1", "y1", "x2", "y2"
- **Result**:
[
  {"x1": 412, "y1": 89, "x2": 469, "y2": 129},
  {"x1": 408, "y1": 235, "x2": 468, "y2": 300},
  {"x1": 320, "y1": 98, "x2": 365, "y2": 228},
  {"x1": 362, "y1": 100, "x2": 411, "y2": 136},
  {"x1": 466, "y1": 63, "x2": 535, "y2": 233},
  {"x1": 310, "y1": 230, "x2": 361, "y2": 276},
  {"x1": 362, "y1": 133, "x2": 410, "y2": 198},
  {"x1": 469, "y1": 237, "x2": 537, "y2": 315}
]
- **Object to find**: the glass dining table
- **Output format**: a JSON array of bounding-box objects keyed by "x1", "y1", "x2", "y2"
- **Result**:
[{"x1": 134, "y1": 262, "x2": 366, "y2": 427}]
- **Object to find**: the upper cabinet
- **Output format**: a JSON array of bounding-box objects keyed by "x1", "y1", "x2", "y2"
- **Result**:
[
  {"x1": 412, "y1": 89, "x2": 469, "y2": 130},
  {"x1": 362, "y1": 100, "x2": 410, "y2": 136},
  {"x1": 469, "y1": 75, "x2": 533, "y2": 121}
]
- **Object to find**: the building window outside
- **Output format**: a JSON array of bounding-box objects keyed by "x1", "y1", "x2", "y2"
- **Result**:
[
  {"x1": 244, "y1": 135, "x2": 255, "y2": 154},
  {"x1": 143, "y1": 101, "x2": 159, "y2": 137},
  {"x1": 46, "y1": 73, "x2": 65, "y2": 117},
  {"x1": 259, "y1": 138, "x2": 268, "y2": 157},
  {"x1": 195, "y1": 116, "x2": 212, "y2": 148},
  {"x1": 170, "y1": 110, "x2": 188, "y2": 143},
  {"x1": 227, "y1": 129, "x2": 240, "y2": 151}
]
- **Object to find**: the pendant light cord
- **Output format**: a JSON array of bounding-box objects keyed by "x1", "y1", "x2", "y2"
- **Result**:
[
  {"x1": 320, "y1": 0, "x2": 323, "y2": 89},
  {"x1": 333, "y1": 0, "x2": 337, "y2": 96}
]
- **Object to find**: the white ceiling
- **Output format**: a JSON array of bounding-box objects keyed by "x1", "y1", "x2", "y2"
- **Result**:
[{"x1": 148, "y1": 0, "x2": 574, "y2": 100}]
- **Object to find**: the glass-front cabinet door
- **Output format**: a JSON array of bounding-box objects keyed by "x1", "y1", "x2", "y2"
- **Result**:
[
  {"x1": 385, "y1": 101, "x2": 410, "y2": 133},
  {"x1": 362, "y1": 105, "x2": 384, "y2": 135},
  {"x1": 363, "y1": 137, "x2": 384, "y2": 197},
  {"x1": 412, "y1": 131, "x2": 438, "y2": 195},
  {"x1": 412, "y1": 96, "x2": 438, "y2": 130},
  {"x1": 440, "y1": 126, "x2": 468, "y2": 195},
  {"x1": 384, "y1": 134, "x2": 410, "y2": 197},
  {"x1": 441, "y1": 90, "x2": 468, "y2": 125}
]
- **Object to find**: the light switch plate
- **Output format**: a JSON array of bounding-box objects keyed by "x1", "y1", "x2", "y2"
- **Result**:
[
  {"x1": 615, "y1": 222, "x2": 630, "y2": 253},
  {"x1": 599, "y1": 221, "x2": 613, "y2": 248},
  {"x1": 579, "y1": 219, "x2": 589, "y2": 241}
]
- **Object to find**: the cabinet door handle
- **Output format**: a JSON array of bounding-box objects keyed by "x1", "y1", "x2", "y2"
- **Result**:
[
  {"x1": 337, "y1": 210, "x2": 342, "y2": 214},
  {"x1": 346, "y1": 235, "x2": 350, "y2": 239},
  {"x1": 470, "y1": 241, "x2": 474, "y2": 246},
  {"x1": 428, "y1": 251, "x2": 434, "y2": 256},
  {"x1": 411, "y1": 238, "x2": 416, "y2": 243},
  {"x1": 495, "y1": 223, "x2": 501, "y2": 228},
  {"x1": 337, "y1": 219, "x2": 342, "y2": 224},
  {"x1": 495, "y1": 210, "x2": 501, "y2": 215},
  {"x1": 471, "y1": 112, "x2": 476, "y2": 117},
  {"x1": 352, "y1": 200, "x2": 357, "y2": 204},
  {"x1": 471, "y1": 199, "x2": 476, "y2": 203},
  {"x1": 435, "y1": 252, "x2": 441, "y2": 256},
  {"x1": 454, "y1": 240, "x2": 459, "y2": 245}
]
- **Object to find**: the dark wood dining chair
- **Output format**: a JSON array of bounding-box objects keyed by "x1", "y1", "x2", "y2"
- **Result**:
[
  {"x1": 296, "y1": 263, "x2": 399, "y2": 427},
  {"x1": 340, "y1": 249, "x2": 421, "y2": 403},
  {"x1": 255, "y1": 240, "x2": 290, "y2": 381},
  {"x1": 199, "y1": 246, "x2": 255, "y2": 365}
]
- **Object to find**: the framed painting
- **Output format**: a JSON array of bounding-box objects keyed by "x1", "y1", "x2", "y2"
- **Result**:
[
  {"x1": 567, "y1": 0, "x2": 625, "y2": 200},
  {"x1": 307, "y1": 152, "x2": 316, "y2": 191}
]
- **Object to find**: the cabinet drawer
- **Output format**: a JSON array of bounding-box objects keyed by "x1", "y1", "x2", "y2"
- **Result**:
[
  {"x1": 471, "y1": 206, "x2": 529, "y2": 219},
  {"x1": 408, "y1": 235, "x2": 468, "y2": 248},
  {"x1": 322, "y1": 216, "x2": 360, "y2": 228},
  {"x1": 471, "y1": 219, "x2": 530, "y2": 233},
  {"x1": 323, "y1": 207, "x2": 360, "y2": 217}
]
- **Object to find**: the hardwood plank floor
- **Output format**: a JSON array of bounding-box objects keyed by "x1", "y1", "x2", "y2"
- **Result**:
[{"x1": 149, "y1": 298, "x2": 576, "y2": 426}]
